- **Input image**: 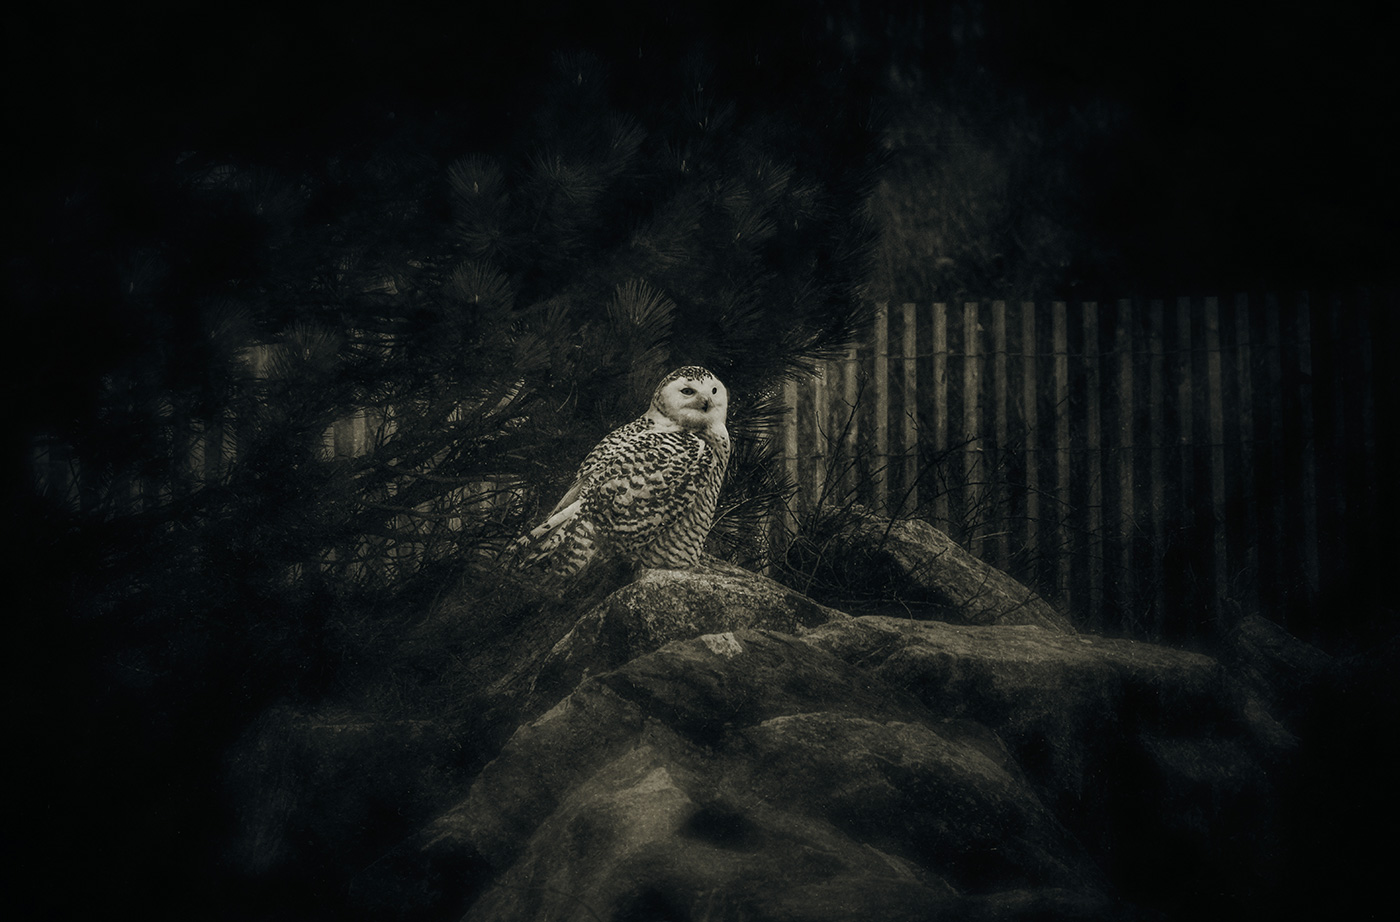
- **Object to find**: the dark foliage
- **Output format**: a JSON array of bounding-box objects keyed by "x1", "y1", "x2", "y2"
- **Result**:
[{"x1": 9, "y1": 6, "x2": 887, "y2": 919}]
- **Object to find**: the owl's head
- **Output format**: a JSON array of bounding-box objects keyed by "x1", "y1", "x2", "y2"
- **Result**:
[{"x1": 648, "y1": 366, "x2": 729, "y2": 444}]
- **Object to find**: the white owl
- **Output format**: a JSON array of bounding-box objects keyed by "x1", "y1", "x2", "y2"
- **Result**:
[{"x1": 505, "y1": 366, "x2": 731, "y2": 582}]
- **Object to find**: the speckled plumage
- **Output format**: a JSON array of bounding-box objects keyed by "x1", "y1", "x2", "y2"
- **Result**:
[{"x1": 506, "y1": 366, "x2": 731, "y2": 581}]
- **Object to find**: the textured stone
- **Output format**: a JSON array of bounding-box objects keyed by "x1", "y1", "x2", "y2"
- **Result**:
[
  {"x1": 822, "y1": 506, "x2": 1075, "y2": 632},
  {"x1": 431, "y1": 630, "x2": 1116, "y2": 922}
]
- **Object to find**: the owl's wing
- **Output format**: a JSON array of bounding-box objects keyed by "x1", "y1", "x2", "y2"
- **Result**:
[
  {"x1": 503, "y1": 419, "x2": 715, "y2": 580},
  {"x1": 582, "y1": 427, "x2": 710, "y2": 545},
  {"x1": 499, "y1": 419, "x2": 646, "y2": 577}
]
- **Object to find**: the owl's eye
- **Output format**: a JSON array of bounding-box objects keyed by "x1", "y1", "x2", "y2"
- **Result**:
[
  {"x1": 711, "y1": 387, "x2": 718, "y2": 394},
  {"x1": 680, "y1": 387, "x2": 695, "y2": 395}
]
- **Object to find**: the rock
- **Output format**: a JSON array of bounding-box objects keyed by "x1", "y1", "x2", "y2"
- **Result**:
[
  {"x1": 426, "y1": 630, "x2": 1119, "y2": 922},
  {"x1": 800, "y1": 615, "x2": 1290, "y2": 916},
  {"x1": 799, "y1": 616, "x2": 1231, "y2": 799},
  {"x1": 817, "y1": 506, "x2": 1075, "y2": 633},
  {"x1": 1224, "y1": 613, "x2": 1336, "y2": 731},
  {"x1": 524, "y1": 555, "x2": 849, "y2": 715},
  {"x1": 229, "y1": 558, "x2": 1331, "y2": 921}
]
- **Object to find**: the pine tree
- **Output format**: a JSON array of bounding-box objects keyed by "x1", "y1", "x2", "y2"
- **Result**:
[
  {"x1": 428, "y1": 47, "x2": 884, "y2": 571},
  {"x1": 20, "y1": 9, "x2": 890, "y2": 642},
  {"x1": 14, "y1": 11, "x2": 887, "y2": 913}
]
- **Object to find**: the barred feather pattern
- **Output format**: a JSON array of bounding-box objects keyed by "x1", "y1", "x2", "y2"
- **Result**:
[{"x1": 505, "y1": 368, "x2": 731, "y2": 583}]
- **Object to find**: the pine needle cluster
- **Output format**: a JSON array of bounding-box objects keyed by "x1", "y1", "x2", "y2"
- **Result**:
[{"x1": 20, "y1": 28, "x2": 885, "y2": 712}]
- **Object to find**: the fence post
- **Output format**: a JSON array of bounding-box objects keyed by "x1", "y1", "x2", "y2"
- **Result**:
[
  {"x1": 1231, "y1": 293, "x2": 1259, "y2": 623},
  {"x1": 1259, "y1": 297, "x2": 1285, "y2": 621},
  {"x1": 1147, "y1": 299, "x2": 1167, "y2": 636},
  {"x1": 990, "y1": 300, "x2": 1008, "y2": 570},
  {"x1": 1113, "y1": 299, "x2": 1135, "y2": 629},
  {"x1": 779, "y1": 376, "x2": 799, "y2": 557},
  {"x1": 901, "y1": 302, "x2": 919, "y2": 516},
  {"x1": 963, "y1": 301, "x2": 983, "y2": 557},
  {"x1": 1021, "y1": 303, "x2": 1040, "y2": 595},
  {"x1": 1204, "y1": 296, "x2": 1228, "y2": 628},
  {"x1": 1082, "y1": 301, "x2": 1103, "y2": 629},
  {"x1": 796, "y1": 365, "x2": 824, "y2": 518},
  {"x1": 840, "y1": 344, "x2": 860, "y2": 503},
  {"x1": 1053, "y1": 301, "x2": 1070, "y2": 611},
  {"x1": 873, "y1": 302, "x2": 890, "y2": 515},
  {"x1": 931, "y1": 303, "x2": 949, "y2": 532}
]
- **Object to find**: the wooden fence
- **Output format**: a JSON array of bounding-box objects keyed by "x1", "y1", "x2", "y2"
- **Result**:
[
  {"x1": 30, "y1": 292, "x2": 1393, "y2": 638},
  {"x1": 776, "y1": 293, "x2": 1393, "y2": 639}
]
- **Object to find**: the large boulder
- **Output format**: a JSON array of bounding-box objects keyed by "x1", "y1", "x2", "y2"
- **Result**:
[
  {"x1": 224, "y1": 557, "x2": 1339, "y2": 921},
  {"x1": 408, "y1": 574, "x2": 1313, "y2": 920},
  {"x1": 524, "y1": 557, "x2": 849, "y2": 715},
  {"x1": 808, "y1": 506, "x2": 1075, "y2": 633},
  {"x1": 800, "y1": 615, "x2": 1297, "y2": 915},
  {"x1": 422, "y1": 630, "x2": 1121, "y2": 922},
  {"x1": 1223, "y1": 612, "x2": 1337, "y2": 735}
]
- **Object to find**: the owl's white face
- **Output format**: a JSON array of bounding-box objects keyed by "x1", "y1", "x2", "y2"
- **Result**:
[{"x1": 650, "y1": 366, "x2": 729, "y2": 441}]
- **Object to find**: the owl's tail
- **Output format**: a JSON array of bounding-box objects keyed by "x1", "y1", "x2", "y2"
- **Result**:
[{"x1": 500, "y1": 499, "x2": 599, "y2": 583}]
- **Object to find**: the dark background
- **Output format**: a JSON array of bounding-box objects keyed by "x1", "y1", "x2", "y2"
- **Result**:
[
  {"x1": 10, "y1": 0, "x2": 1397, "y2": 291},
  {"x1": 6, "y1": 1, "x2": 1395, "y2": 918},
  {"x1": 7, "y1": 0, "x2": 1397, "y2": 467},
  {"x1": 8, "y1": 1, "x2": 1396, "y2": 437}
]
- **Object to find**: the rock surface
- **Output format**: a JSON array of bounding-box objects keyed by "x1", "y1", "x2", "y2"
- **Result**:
[
  {"x1": 801, "y1": 616, "x2": 1296, "y2": 904},
  {"x1": 525, "y1": 557, "x2": 849, "y2": 715},
  {"x1": 223, "y1": 544, "x2": 1345, "y2": 922},
  {"x1": 428, "y1": 630, "x2": 1118, "y2": 922},
  {"x1": 816, "y1": 506, "x2": 1076, "y2": 633}
]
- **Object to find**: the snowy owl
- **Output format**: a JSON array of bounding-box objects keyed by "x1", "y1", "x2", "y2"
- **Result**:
[{"x1": 505, "y1": 366, "x2": 731, "y2": 582}]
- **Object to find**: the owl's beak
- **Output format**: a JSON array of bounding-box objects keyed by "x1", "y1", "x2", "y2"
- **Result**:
[{"x1": 699, "y1": 397, "x2": 711, "y2": 412}]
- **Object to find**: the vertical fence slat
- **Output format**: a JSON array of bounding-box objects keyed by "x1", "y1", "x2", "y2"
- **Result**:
[
  {"x1": 1204, "y1": 297, "x2": 1228, "y2": 626},
  {"x1": 1167, "y1": 297, "x2": 1195, "y2": 634},
  {"x1": 1176, "y1": 296, "x2": 1195, "y2": 537},
  {"x1": 1231, "y1": 294, "x2": 1259, "y2": 621},
  {"x1": 1053, "y1": 301, "x2": 1071, "y2": 610},
  {"x1": 844, "y1": 344, "x2": 860, "y2": 501},
  {"x1": 1082, "y1": 302, "x2": 1103, "y2": 628},
  {"x1": 1275, "y1": 293, "x2": 1307, "y2": 622},
  {"x1": 963, "y1": 301, "x2": 983, "y2": 556},
  {"x1": 873, "y1": 303, "x2": 890, "y2": 515},
  {"x1": 901, "y1": 302, "x2": 919, "y2": 516},
  {"x1": 931, "y1": 303, "x2": 949, "y2": 532},
  {"x1": 1021, "y1": 304, "x2": 1040, "y2": 592},
  {"x1": 779, "y1": 376, "x2": 800, "y2": 555},
  {"x1": 826, "y1": 346, "x2": 855, "y2": 503},
  {"x1": 1185, "y1": 296, "x2": 1212, "y2": 632},
  {"x1": 991, "y1": 300, "x2": 1008, "y2": 569},
  {"x1": 856, "y1": 337, "x2": 876, "y2": 508},
  {"x1": 797, "y1": 369, "x2": 823, "y2": 515},
  {"x1": 1114, "y1": 299, "x2": 1134, "y2": 628},
  {"x1": 1148, "y1": 299, "x2": 1167, "y2": 636},
  {"x1": 1259, "y1": 297, "x2": 1285, "y2": 620}
]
